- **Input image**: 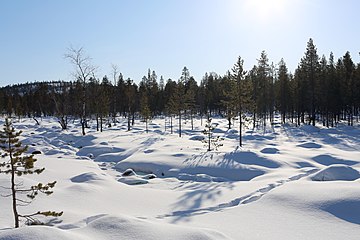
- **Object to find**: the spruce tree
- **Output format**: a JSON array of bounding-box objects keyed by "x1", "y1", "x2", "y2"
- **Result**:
[{"x1": 0, "y1": 118, "x2": 62, "y2": 228}]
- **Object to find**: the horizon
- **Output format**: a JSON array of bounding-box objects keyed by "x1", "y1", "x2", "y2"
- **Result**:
[{"x1": 1, "y1": 0, "x2": 360, "y2": 86}]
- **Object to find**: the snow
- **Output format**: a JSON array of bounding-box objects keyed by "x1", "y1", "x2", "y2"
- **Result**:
[
  {"x1": 0, "y1": 215, "x2": 230, "y2": 240},
  {"x1": 1, "y1": 117, "x2": 360, "y2": 240},
  {"x1": 310, "y1": 164, "x2": 360, "y2": 181}
]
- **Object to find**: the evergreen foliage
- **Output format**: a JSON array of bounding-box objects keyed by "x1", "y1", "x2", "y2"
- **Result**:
[
  {"x1": 1, "y1": 39, "x2": 360, "y2": 141},
  {"x1": 202, "y1": 118, "x2": 224, "y2": 151},
  {"x1": 0, "y1": 118, "x2": 63, "y2": 228}
]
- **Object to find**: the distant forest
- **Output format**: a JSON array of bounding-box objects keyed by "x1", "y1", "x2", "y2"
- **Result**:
[{"x1": 1, "y1": 38, "x2": 360, "y2": 137}]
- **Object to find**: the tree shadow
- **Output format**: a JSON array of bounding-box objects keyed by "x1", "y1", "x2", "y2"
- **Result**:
[
  {"x1": 161, "y1": 181, "x2": 235, "y2": 223},
  {"x1": 182, "y1": 152, "x2": 266, "y2": 181},
  {"x1": 282, "y1": 123, "x2": 360, "y2": 152},
  {"x1": 312, "y1": 154, "x2": 358, "y2": 166},
  {"x1": 223, "y1": 151, "x2": 281, "y2": 169}
]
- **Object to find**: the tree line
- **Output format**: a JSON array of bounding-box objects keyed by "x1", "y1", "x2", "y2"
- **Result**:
[{"x1": 1, "y1": 39, "x2": 360, "y2": 142}]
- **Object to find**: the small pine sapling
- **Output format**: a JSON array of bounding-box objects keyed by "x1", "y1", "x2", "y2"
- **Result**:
[
  {"x1": 202, "y1": 118, "x2": 224, "y2": 151},
  {"x1": 0, "y1": 118, "x2": 63, "y2": 228}
]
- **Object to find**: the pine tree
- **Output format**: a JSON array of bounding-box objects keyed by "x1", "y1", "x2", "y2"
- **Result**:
[
  {"x1": 220, "y1": 73, "x2": 237, "y2": 130},
  {"x1": 176, "y1": 67, "x2": 192, "y2": 137},
  {"x1": 140, "y1": 92, "x2": 151, "y2": 133},
  {"x1": 277, "y1": 58, "x2": 290, "y2": 124},
  {"x1": 256, "y1": 51, "x2": 272, "y2": 128},
  {"x1": 184, "y1": 76, "x2": 198, "y2": 130},
  {"x1": 298, "y1": 38, "x2": 320, "y2": 126},
  {"x1": 231, "y1": 56, "x2": 247, "y2": 146},
  {"x1": 0, "y1": 118, "x2": 62, "y2": 227},
  {"x1": 202, "y1": 118, "x2": 223, "y2": 151},
  {"x1": 342, "y1": 51, "x2": 355, "y2": 126},
  {"x1": 164, "y1": 79, "x2": 178, "y2": 134}
]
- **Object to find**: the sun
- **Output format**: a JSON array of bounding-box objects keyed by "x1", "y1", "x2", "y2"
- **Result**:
[{"x1": 245, "y1": 0, "x2": 287, "y2": 23}]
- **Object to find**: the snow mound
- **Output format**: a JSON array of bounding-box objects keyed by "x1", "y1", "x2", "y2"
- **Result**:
[
  {"x1": 70, "y1": 172, "x2": 105, "y2": 183},
  {"x1": 0, "y1": 226, "x2": 80, "y2": 240},
  {"x1": 115, "y1": 151, "x2": 267, "y2": 181},
  {"x1": 118, "y1": 169, "x2": 156, "y2": 185},
  {"x1": 310, "y1": 164, "x2": 360, "y2": 181},
  {"x1": 0, "y1": 215, "x2": 232, "y2": 240},
  {"x1": 76, "y1": 145, "x2": 125, "y2": 158},
  {"x1": 260, "y1": 147, "x2": 279, "y2": 154},
  {"x1": 297, "y1": 142, "x2": 322, "y2": 149},
  {"x1": 178, "y1": 173, "x2": 227, "y2": 182},
  {"x1": 122, "y1": 168, "x2": 136, "y2": 176},
  {"x1": 81, "y1": 215, "x2": 232, "y2": 240},
  {"x1": 118, "y1": 176, "x2": 149, "y2": 185},
  {"x1": 95, "y1": 152, "x2": 130, "y2": 163},
  {"x1": 189, "y1": 135, "x2": 205, "y2": 141}
]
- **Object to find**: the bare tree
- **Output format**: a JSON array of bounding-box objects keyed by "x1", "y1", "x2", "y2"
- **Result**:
[
  {"x1": 111, "y1": 64, "x2": 119, "y2": 124},
  {"x1": 65, "y1": 46, "x2": 96, "y2": 135}
]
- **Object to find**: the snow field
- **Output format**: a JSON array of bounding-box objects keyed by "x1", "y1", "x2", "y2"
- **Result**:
[{"x1": 0, "y1": 116, "x2": 360, "y2": 240}]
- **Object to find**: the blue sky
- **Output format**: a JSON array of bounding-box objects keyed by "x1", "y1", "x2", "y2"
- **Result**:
[{"x1": 1, "y1": 0, "x2": 360, "y2": 86}]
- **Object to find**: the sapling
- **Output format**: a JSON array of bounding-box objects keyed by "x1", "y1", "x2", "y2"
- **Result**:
[
  {"x1": 202, "y1": 118, "x2": 224, "y2": 151},
  {"x1": 0, "y1": 118, "x2": 62, "y2": 228}
]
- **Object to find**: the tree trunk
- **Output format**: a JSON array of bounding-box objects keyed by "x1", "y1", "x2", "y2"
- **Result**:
[
  {"x1": 239, "y1": 112, "x2": 242, "y2": 147},
  {"x1": 170, "y1": 115, "x2": 173, "y2": 134},
  {"x1": 253, "y1": 112, "x2": 256, "y2": 129},
  {"x1": 282, "y1": 111, "x2": 286, "y2": 124},
  {"x1": 11, "y1": 164, "x2": 19, "y2": 228},
  {"x1": 227, "y1": 114, "x2": 231, "y2": 130},
  {"x1": 59, "y1": 116, "x2": 68, "y2": 130},
  {"x1": 127, "y1": 113, "x2": 131, "y2": 131},
  {"x1": 208, "y1": 128, "x2": 211, "y2": 151},
  {"x1": 9, "y1": 139, "x2": 19, "y2": 228},
  {"x1": 81, "y1": 118, "x2": 86, "y2": 135},
  {"x1": 113, "y1": 110, "x2": 116, "y2": 125},
  {"x1": 191, "y1": 111, "x2": 194, "y2": 131},
  {"x1": 179, "y1": 113, "x2": 181, "y2": 137}
]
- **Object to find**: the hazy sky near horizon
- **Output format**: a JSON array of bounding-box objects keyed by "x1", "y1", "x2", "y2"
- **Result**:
[{"x1": 1, "y1": 0, "x2": 360, "y2": 86}]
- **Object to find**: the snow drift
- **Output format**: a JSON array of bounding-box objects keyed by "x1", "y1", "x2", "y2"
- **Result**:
[
  {"x1": 0, "y1": 215, "x2": 231, "y2": 240},
  {"x1": 310, "y1": 164, "x2": 360, "y2": 181}
]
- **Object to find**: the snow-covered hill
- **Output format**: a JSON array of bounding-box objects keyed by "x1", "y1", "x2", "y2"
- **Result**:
[{"x1": 1, "y1": 117, "x2": 360, "y2": 240}]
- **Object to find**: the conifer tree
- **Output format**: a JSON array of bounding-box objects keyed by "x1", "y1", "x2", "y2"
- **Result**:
[
  {"x1": 298, "y1": 38, "x2": 320, "y2": 126},
  {"x1": 140, "y1": 92, "x2": 151, "y2": 133},
  {"x1": 277, "y1": 58, "x2": 290, "y2": 124},
  {"x1": 164, "y1": 79, "x2": 178, "y2": 134},
  {"x1": 220, "y1": 73, "x2": 237, "y2": 130},
  {"x1": 202, "y1": 118, "x2": 223, "y2": 151},
  {"x1": 231, "y1": 56, "x2": 247, "y2": 146},
  {"x1": 0, "y1": 118, "x2": 62, "y2": 227}
]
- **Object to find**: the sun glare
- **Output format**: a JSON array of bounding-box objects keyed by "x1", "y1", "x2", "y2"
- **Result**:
[{"x1": 245, "y1": 0, "x2": 287, "y2": 23}]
